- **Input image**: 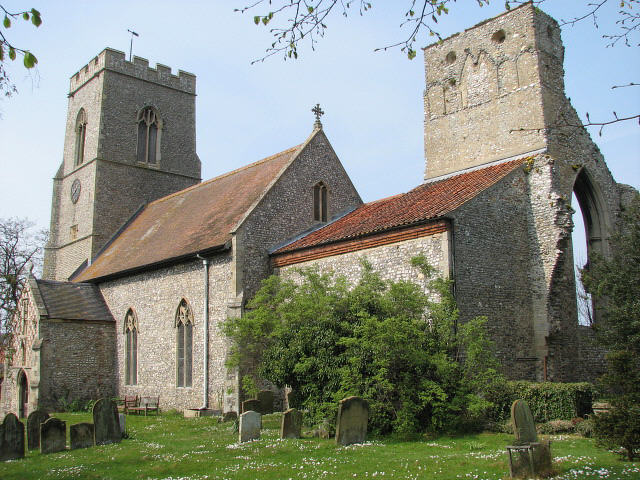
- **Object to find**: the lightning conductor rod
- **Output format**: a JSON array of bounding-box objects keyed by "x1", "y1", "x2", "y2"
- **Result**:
[{"x1": 128, "y1": 29, "x2": 139, "y2": 61}]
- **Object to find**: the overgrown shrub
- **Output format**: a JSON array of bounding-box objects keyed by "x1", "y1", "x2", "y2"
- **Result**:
[
  {"x1": 225, "y1": 257, "x2": 506, "y2": 435},
  {"x1": 504, "y1": 381, "x2": 596, "y2": 422},
  {"x1": 576, "y1": 418, "x2": 594, "y2": 438},
  {"x1": 537, "y1": 419, "x2": 575, "y2": 434}
]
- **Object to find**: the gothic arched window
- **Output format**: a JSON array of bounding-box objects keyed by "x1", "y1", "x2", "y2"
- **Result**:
[
  {"x1": 313, "y1": 182, "x2": 328, "y2": 222},
  {"x1": 75, "y1": 109, "x2": 87, "y2": 166},
  {"x1": 137, "y1": 106, "x2": 162, "y2": 164},
  {"x1": 175, "y1": 299, "x2": 193, "y2": 387},
  {"x1": 124, "y1": 309, "x2": 138, "y2": 385}
]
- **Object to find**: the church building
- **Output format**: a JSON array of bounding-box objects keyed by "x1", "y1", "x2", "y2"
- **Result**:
[{"x1": 2, "y1": 3, "x2": 636, "y2": 417}]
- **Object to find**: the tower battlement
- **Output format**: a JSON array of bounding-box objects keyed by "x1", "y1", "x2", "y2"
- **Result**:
[{"x1": 69, "y1": 48, "x2": 196, "y2": 96}]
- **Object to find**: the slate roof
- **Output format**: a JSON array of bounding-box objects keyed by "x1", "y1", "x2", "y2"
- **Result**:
[
  {"x1": 74, "y1": 143, "x2": 302, "y2": 282},
  {"x1": 274, "y1": 157, "x2": 527, "y2": 254},
  {"x1": 35, "y1": 279, "x2": 113, "y2": 321}
]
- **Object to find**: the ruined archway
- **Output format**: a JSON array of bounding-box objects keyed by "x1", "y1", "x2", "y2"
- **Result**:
[{"x1": 572, "y1": 168, "x2": 609, "y2": 325}]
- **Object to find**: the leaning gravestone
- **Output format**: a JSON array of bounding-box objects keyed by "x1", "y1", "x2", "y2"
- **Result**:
[
  {"x1": 27, "y1": 410, "x2": 49, "y2": 450},
  {"x1": 40, "y1": 417, "x2": 66, "y2": 454},
  {"x1": 335, "y1": 396, "x2": 369, "y2": 446},
  {"x1": 93, "y1": 398, "x2": 121, "y2": 445},
  {"x1": 239, "y1": 411, "x2": 261, "y2": 443},
  {"x1": 242, "y1": 399, "x2": 260, "y2": 413},
  {"x1": 257, "y1": 390, "x2": 274, "y2": 414},
  {"x1": 507, "y1": 399, "x2": 552, "y2": 479},
  {"x1": 223, "y1": 411, "x2": 238, "y2": 422},
  {"x1": 0, "y1": 413, "x2": 25, "y2": 461},
  {"x1": 280, "y1": 408, "x2": 302, "y2": 439},
  {"x1": 70, "y1": 423, "x2": 94, "y2": 450}
]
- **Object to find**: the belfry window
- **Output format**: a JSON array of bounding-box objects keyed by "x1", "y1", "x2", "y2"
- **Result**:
[
  {"x1": 124, "y1": 309, "x2": 138, "y2": 385},
  {"x1": 313, "y1": 182, "x2": 328, "y2": 222},
  {"x1": 137, "y1": 107, "x2": 161, "y2": 164},
  {"x1": 175, "y1": 299, "x2": 193, "y2": 388},
  {"x1": 75, "y1": 109, "x2": 87, "y2": 166}
]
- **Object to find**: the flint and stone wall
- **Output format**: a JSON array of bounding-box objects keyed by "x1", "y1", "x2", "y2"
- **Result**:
[{"x1": 98, "y1": 255, "x2": 237, "y2": 412}]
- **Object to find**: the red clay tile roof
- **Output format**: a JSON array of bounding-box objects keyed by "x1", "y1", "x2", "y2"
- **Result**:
[
  {"x1": 75, "y1": 144, "x2": 301, "y2": 282},
  {"x1": 274, "y1": 157, "x2": 527, "y2": 254}
]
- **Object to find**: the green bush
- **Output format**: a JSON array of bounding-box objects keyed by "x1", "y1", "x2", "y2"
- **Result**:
[
  {"x1": 537, "y1": 419, "x2": 575, "y2": 434},
  {"x1": 493, "y1": 381, "x2": 596, "y2": 423},
  {"x1": 576, "y1": 418, "x2": 594, "y2": 438}
]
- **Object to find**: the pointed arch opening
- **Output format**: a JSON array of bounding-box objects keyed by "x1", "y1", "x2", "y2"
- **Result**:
[
  {"x1": 124, "y1": 309, "x2": 138, "y2": 385},
  {"x1": 75, "y1": 108, "x2": 87, "y2": 166},
  {"x1": 17, "y1": 369, "x2": 28, "y2": 418},
  {"x1": 137, "y1": 106, "x2": 162, "y2": 165},
  {"x1": 175, "y1": 299, "x2": 193, "y2": 388},
  {"x1": 572, "y1": 168, "x2": 609, "y2": 325}
]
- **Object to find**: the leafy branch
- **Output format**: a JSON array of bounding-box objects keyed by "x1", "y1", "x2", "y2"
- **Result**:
[{"x1": 0, "y1": 4, "x2": 41, "y2": 97}]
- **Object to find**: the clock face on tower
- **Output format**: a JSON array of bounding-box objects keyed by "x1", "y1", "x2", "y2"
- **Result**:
[{"x1": 70, "y1": 179, "x2": 81, "y2": 204}]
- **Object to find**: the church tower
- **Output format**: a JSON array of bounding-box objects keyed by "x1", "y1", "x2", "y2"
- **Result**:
[
  {"x1": 43, "y1": 49, "x2": 201, "y2": 281},
  {"x1": 423, "y1": 3, "x2": 563, "y2": 179}
]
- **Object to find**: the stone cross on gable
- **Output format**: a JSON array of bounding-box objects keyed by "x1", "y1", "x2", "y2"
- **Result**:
[{"x1": 312, "y1": 104, "x2": 324, "y2": 129}]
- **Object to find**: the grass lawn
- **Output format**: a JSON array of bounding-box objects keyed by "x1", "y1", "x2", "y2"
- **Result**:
[{"x1": 0, "y1": 412, "x2": 638, "y2": 480}]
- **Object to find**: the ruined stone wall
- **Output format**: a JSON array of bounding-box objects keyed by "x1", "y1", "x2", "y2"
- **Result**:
[
  {"x1": 423, "y1": 3, "x2": 556, "y2": 179},
  {"x1": 98, "y1": 254, "x2": 238, "y2": 413},
  {"x1": 236, "y1": 130, "x2": 362, "y2": 304},
  {"x1": 38, "y1": 319, "x2": 116, "y2": 411}
]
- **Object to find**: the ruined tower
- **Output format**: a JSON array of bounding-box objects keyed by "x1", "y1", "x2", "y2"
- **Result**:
[{"x1": 43, "y1": 49, "x2": 201, "y2": 281}]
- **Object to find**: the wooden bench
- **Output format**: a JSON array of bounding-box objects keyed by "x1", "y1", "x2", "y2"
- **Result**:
[
  {"x1": 122, "y1": 395, "x2": 139, "y2": 414},
  {"x1": 129, "y1": 396, "x2": 160, "y2": 416}
]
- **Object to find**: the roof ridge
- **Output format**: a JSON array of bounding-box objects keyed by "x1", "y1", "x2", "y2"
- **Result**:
[{"x1": 147, "y1": 143, "x2": 303, "y2": 207}]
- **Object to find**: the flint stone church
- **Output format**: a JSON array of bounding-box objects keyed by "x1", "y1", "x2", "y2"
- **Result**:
[{"x1": 2, "y1": 3, "x2": 637, "y2": 418}]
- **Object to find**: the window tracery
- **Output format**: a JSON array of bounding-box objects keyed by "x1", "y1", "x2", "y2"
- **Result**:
[
  {"x1": 137, "y1": 107, "x2": 162, "y2": 164},
  {"x1": 175, "y1": 299, "x2": 193, "y2": 388},
  {"x1": 124, "y1": 309, "x2": 138, "y2": 385},
  {"x1": 75, "y1": 109, "x2": 87, "y2": 166}
]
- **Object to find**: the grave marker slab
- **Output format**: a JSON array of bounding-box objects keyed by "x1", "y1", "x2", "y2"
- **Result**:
[
  {"x1": 93, "y1": 398, "x2": 121, "y2": 445},
  {"x1": 506, "y1": 399, "x2": 552, "y2": 479},
  {"x1": 0, "y1": 413, "x2": 25, "y2": 461},
  {"x1": 40, "y1": 417, "x2": 66, "y2": 454},
  {"x1": 223, "y1": 411, "x2": 238, "y2": 422},
  {"x1": 281, "y1": 408, "x2": 302, "y2": 439},
  {"x1": 257, "y1": 390, "x2": 274, "y2": 414},
  {"x1": 239, "y1": 411, "x2": 261, "y2": 443},
  {"x1": 242, "y1": 399, "x2": 260, "y2": 413},
  {"x1": 70, "y1": 423, "x2": 94, "y2": 450},
  {"x1": 27, "y1": 410, "x2": 49, "y2": 450},
  {"x1": 335, "y1": 396, "x2": 368, "y2": 446}
]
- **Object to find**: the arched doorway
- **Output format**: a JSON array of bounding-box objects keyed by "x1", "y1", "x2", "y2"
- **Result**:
[
  {"x1": 572, "y1": 169, "x2": 609, "y2": 325},
  {"x1": 18, "y1": 370, "x2": 28, "y2": 419}
]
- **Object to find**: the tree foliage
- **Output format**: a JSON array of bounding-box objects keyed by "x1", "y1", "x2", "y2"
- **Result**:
[
  {"x1": 0, "y1": 217, "x2": 46, "y2": 348},
  {"x1": 581, "y1": 193, "x2": 640, "y2": 461},
  {"x1": 0, "y1": 4, "x2": 42, "y2": 97},
  {"x1": 224, "y1": 257, "x2": 506, "y2": 435}
]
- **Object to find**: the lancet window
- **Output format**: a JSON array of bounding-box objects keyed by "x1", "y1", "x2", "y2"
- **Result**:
[{"x1": 175, "y1": 299, "x2": 193, "y2": 388}]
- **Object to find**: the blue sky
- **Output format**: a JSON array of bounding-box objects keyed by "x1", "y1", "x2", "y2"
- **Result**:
[{"x1": 0, "y1": 0, "x2": 638, "y2": 234}]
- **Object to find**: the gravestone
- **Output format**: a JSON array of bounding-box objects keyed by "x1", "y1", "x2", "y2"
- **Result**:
[
  {"x1": 70, "y1": 423, "x2": 94, "y2": 450},
  {"x1": 27, "y1": 410, "x2": 49, "y2": 450},
  {"x1": 335, "y1": 396, "x2": 368, "y2": 446},
  {"x1": 257, "y1": 390, "x2": 274, "y2": 414},
  {"x1": 506, "y1": 399, "x2": 552, "y2": 479},
  {"x1": 242, "y1": 399, "x2": 260, "y2": 413},
  {"x1": 239, "y1": 411, "x2": 261, "y2": 443},
  {"x1": 93, "y1": 398, "x2": 121, "y2": 445},
  {"x1": 0, "y1": 413, "x2": 25, "y2": 461},
  {"x1": 119, "y1": 413, "x2": 126, "y2": 436},
  {"x1": 280, "y1": 408, "x2": 302, "y2": 439},
  {"x1": 512, "y1": 399, "x2": 537, "y2": 444},
  {"x1": 223, "y1": 411, "x2": 238, "y2": 422},
  {"x1": 40, "y1": 417, "x2": 66, "y2": 454}
]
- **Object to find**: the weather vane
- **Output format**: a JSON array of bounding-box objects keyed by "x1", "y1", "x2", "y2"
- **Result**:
[
  {"x1": 312, "y1": 104, "x2": 324, "y2": 129},
  {"x1": 127, "y1": 29, "x2": 139, "y2": 61}
]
